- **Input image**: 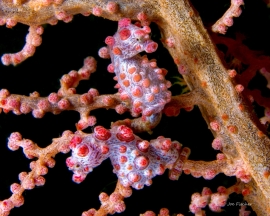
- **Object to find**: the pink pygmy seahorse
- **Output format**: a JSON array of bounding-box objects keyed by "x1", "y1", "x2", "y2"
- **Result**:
[
  {"x1": 66, "y1": 125, "x2": 185, "y2": 189},
  {"x1": 99, "y1": 18, "x2": 172, "y2": 118}
]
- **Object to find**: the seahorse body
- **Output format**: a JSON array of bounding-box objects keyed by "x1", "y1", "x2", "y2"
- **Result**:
[
  {"x1": 66, "y1": 125, "x2": 181, "y2": 189},
  {"x1": 101, "y1": 18, "x2": 172, "y2": 117}
]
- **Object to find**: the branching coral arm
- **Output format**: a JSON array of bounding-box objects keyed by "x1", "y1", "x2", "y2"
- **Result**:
[
  {"x1": 189, "y1": 181, "x2": 248, "y2": 214},
  {"x1": 82, "y1": 180, "x2": 132, "y2": 216},
  {"x1": 0, "y1": 56, "x2": 122, "y2": 130},
  {"x1": 1, "y1": 25, "x2": 43, "y2": 66},
  {"x1": 112, "y1": 113, "x2": 163, "y2": 134},
  {"x1": 164, "y1": 89, "x2": 209, "y2": 116},
  {"x1": 183, "y1": 157, "x2": 251, "y2": 183},
  {"x1": 211, "y1": 0, "x2": 244, "y2": 34},
  {"x1": 0, "y1": 130, "x2": 73, "y2": 216}
]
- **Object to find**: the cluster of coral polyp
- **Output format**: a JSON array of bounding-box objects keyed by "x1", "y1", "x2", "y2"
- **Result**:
[
  {"x1": 66, "y1": 125, "x2": 188, "y2": 190},
  {"x1": 99, "y1": 18, "x2": 172, "y2": 118}
]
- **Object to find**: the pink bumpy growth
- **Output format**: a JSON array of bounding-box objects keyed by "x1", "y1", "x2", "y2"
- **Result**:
[
  {"x1": 2, "y1": 26, "x2": 44, "y2": 66},
  {"x1": 66, "y1": 125, "x2": 182, "y2": 189},
  {"x1": 99, "y1": 18, "x2": 171, "y2": 117}
]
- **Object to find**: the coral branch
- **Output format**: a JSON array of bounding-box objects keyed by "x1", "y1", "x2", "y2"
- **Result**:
[
  {"x1": 0, "y1": 0, "x2": 157, "y2": 30},
  {"x1": 0, "y1": 89, "x2": 121, "y2": 119},
  {"x1": 189, "y1": 182, "x2": 247, "y2": 214},
  {"x1": 0, "y1": 130, "x2": 73, "y2": 216},
  {"x1": 212, "y1": 0, "x2": 244, "y2": 34},
  {"x1": 112, "y1": 112, "x2": 162, "y2": 134},
  {"x1": 0, "y1": 56, "x2": 124, "y2": 130},
  {"x1": 183, "y1": 156, "x2": 251, "y2": 182},
  {"x1": 83, "y1": 181, "x2": 132, "y2": 216},
  {"x1": 164, "y1": 90, "x2": 208, "y2": 117},
  {"x1": 1, "y1": 25, "x2": 43, "y2": 66}
]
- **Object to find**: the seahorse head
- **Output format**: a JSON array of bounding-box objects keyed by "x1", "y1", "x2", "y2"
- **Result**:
[{"x1": 105, "y1": 18, "x2": 158, "y2": 59}]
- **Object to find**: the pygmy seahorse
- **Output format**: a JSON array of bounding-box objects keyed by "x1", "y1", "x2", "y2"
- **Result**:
[{"x1": 99, "y1": 18, "x2": 172, "y2": 118}]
